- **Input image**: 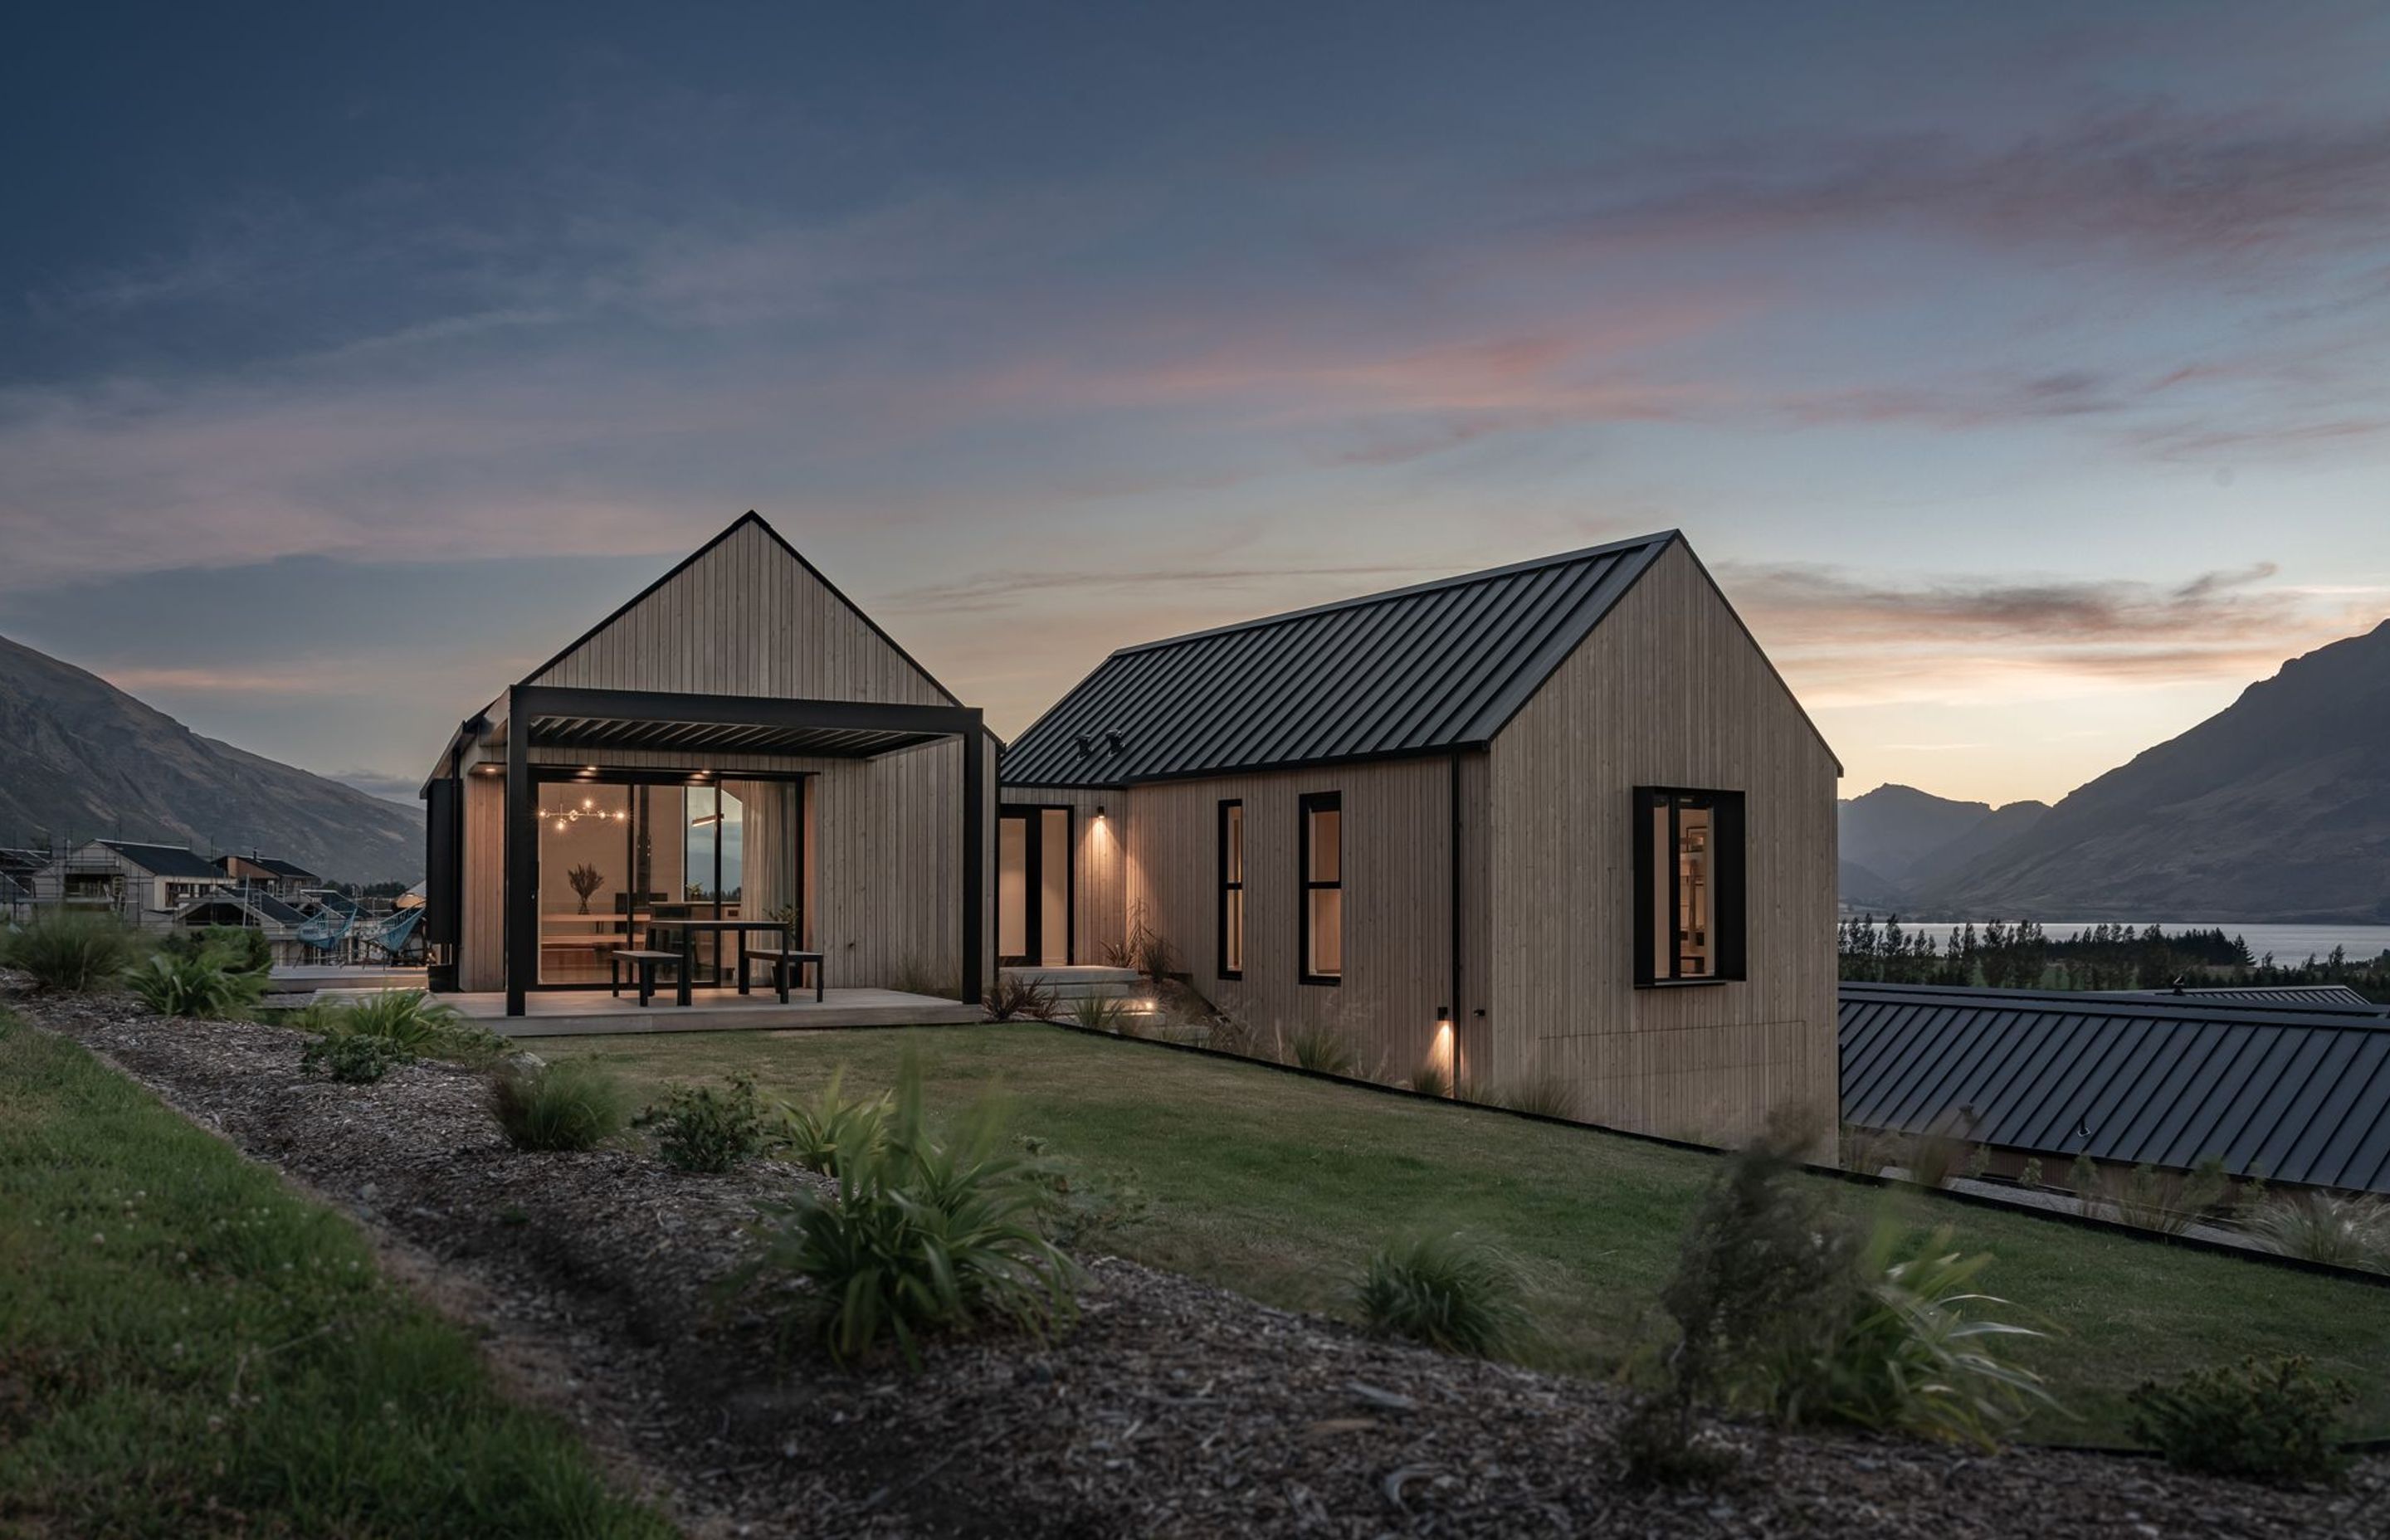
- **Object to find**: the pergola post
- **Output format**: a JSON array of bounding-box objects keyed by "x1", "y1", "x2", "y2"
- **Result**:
[
  {"x1": 960, "y1": 719, "x2": 986, "y2": 1006},
  {"x1": 503, "y1": 686, "x2": 534, "y2": 1016}
]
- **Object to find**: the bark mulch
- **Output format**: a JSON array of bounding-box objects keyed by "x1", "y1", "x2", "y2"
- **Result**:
[{"x1": 11, "y1": 987, "x2": 2385, "y2": 1538}]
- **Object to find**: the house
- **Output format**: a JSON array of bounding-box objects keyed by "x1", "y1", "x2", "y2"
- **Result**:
[
  {"x1": 217, "y1": 852, "x2": 320, "y2": 898},
  {"x1": 418, "y1": 512, "x2": 992, "y2": 1018},
  {"x1": 998, "y1": 530, "x2": 1841, "y2": 1146},
  {"x1": 173, "y1": 887, "x2": 310, "y2": 962},
  {"x1": 27, "y1": 840, "x2": 230, "y2": 924},
  {"x1": 1840, "y1": 982, "x2": 2390, "y2": 1196},
  {"x1": 0, "y1": 849, "x2": 41, "y2": 923}
]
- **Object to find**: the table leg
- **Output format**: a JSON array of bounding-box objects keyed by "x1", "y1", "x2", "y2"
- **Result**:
[
  {"x1": 777, "y1": 923, "x2": 792, "y2": 1005},
  {"x1": 677, "y1": 929, "x2": 693, "y2": 1007},
  {"x1": 738, "y1": 929, "x2": 751, "y2": 996}
]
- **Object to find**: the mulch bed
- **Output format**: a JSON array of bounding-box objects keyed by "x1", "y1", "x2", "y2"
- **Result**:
[{"x1": 9, "y1": 982, "x2": 2385, "y2": 1538}]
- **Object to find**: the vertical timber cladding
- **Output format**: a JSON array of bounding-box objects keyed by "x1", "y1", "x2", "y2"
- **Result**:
[
  {"x1": 1125, "y1": 758, "x2": 1462, "y2": 1079},
  {"x1": 459, "y1": 770, "x2": 506, "y2": 992},
  {"x1": 1485, "y1": 539, "x2": 1840, "y2": 1146},
  {"x1": 995, "y1": 784, "x2": 1129, "y2": 967}
]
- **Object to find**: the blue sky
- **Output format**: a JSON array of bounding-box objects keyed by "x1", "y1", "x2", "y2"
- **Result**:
[{"x1": 4, "y1": 2, "x2": 2387, "y2": 807}]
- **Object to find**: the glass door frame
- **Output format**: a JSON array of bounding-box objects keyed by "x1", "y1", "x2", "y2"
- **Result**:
[
  {"x1": 528, "y1": 767, "x2": 811, "y2": 992},
  {"x1": 997, "y1": 802, "x2": 1075, "y2": 967}
]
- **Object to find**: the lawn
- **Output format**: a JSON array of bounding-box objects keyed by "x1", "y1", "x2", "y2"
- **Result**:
[
  {"x1": 0, "y1": 1013, "x2": 669, "y2": 1540},
  {"x1": 551, "y1": 1021, "x2": 2390, "y2": 1445}
]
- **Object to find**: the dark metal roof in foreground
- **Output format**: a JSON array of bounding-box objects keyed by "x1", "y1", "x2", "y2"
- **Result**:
[
  {"x1": 98, "y1": 840, "x2": 225, "y2": 879},
  {"x1": 1841, "y1": 982, "x2": 2390, "y2": 1196},
  {"x1": 1001, "y1": 531, "x2": 1677, "y2": 787}
]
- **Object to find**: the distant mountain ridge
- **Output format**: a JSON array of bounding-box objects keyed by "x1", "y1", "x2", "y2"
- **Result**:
[
  {"x1": 0, "y1": 633, "x2": 421, "y2": 885},
  {"x1": 1841, "y1": 619, "x2": 2390, "y2": 922}
]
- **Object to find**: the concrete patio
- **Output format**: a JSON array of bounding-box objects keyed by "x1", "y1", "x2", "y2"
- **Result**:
[{"x1": 306, "y1": 986, "x2": 983, "y2": 1037}]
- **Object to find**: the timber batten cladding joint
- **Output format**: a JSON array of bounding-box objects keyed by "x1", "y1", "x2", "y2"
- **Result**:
[{"x1": 998, "y1": 529, "x2": 1843, "y2": 1148}]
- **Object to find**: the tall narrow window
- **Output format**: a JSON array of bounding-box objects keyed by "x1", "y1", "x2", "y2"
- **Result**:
[
  {"x1": 1633, "y1": 787, "x2": 1745, "y2": 986},
  {"x1": 1299, "y1": 791, "x2": 1342, "y2": 985},
  {"x1": 1217, "y1": 799, "x2": 1244, "y2": 979}
]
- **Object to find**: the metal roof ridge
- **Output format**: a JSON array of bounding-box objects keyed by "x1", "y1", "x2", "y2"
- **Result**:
[{"x1": 1103, "y1": 529, "x2": 1679, "y2": 659}]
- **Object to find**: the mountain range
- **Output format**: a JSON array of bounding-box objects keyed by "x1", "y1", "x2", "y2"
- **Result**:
[
  {"x1": 0, "y1": 633, "x2": 422, "y2": 885},
  {"x1": 1841, "y1": 618, "x2": 2390, "y2": 923}
]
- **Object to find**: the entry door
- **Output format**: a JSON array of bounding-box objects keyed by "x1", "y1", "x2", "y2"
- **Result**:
[{"x1": 997, "y1": 805, "x2": 1072, "y2": 967}]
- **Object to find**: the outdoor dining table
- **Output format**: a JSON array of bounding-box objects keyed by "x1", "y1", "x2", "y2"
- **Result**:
[{"x1": 641, "y1": 918, "x2": 798, "y2": 1007}]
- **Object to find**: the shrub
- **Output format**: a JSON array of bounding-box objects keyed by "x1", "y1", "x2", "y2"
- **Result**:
[
  {"x1": 983, "y1": 974, "x2": 1057, "y2": 1022},
  {"x1": 2017, "y1": 1157, "x2": 2042, "y2": 1191},
  {"x1": 2129, "y1": 1356, "x2": 2353, "y2": 1484},
  {"x1": 751, "y1": 1058, "x2": 1076, "y2": 1364},
  {"x1": 1963, "y1": 1145, "x2": 1992, "y2": 1182},
  {"x1": 2066, "y1": 1153, "x2": 2100, "y2": 1215},
  {"x1": 491, "y1": 1060, "x2": 632, "y2": 1152},
  {"x1": 1066, "y1": 994, "x2": 1127, "y2": 1033},
  {"x1": 301, "y1": 1031, "x2": 413, "y2": 1084},
  {"x1": 322, "y1": 990, "x2": 510, "y2": 1066},
  {"x1": 1354, "y1": 1232, "x2": 1529, "y2": 1357},
  {"x1": 0, "y1": 912, "x2": 143, "y2": 992},
  {"x1": 160, "y1": 924, "x2": 274, "y2": 976},
  {"x1": 124, "y1": 952, "x2": 269, "y2": 1020},
  {"x1": 2246, "y1": 1193, "x2": 2390, "y2": 1272},
  {"x1": 1018, "y1": 1136, "x2": 1151, "y2": 1251},
  {"x1": 1625, "y1": 1134, "x2": 2049, "y2": 1481},
  {"x1": 777, "y1": 1069, "x2": 892, "y2": 1174},
  {"x1": 635, "y1": 1072, "x2": 770, "y2": 1173},
  {"x1": 1409, "y1": 1060, "x2": 1452, "y2": 1099},
  {"x1": 1284, "y1": 1026, "x2": 1356, "y2": 1075}
]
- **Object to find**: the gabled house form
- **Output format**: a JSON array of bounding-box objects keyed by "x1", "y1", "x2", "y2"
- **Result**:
[
  {"x1": 1841, "y1": 982, "x2": 2390, "y2": 1196},
  {"x1": 418, "y1": 513, "x2": 990, "y2": 1024},
  {"x1": 217, "y1": 852, "x2": 320, "y2": 899},
  {"x1": 999, "y1": 531, "x2": 1842, "y2": 1145},
  {"x1": 27, "y1": 840, "x2": 230, "y2": 925}
]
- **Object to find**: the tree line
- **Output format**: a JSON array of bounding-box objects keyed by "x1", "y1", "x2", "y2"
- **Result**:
[{"x1": 1836, "y1": 916, "x2": 2390, "y2": 1002}]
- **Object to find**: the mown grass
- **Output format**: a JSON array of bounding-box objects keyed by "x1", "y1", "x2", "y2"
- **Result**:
[
  {"x1": 550, "y1": 1022, "x2": 2390, "y2": 1445},
  {"x1": 0, "y1": 1013, "x2": 671, "y2": 1539}
]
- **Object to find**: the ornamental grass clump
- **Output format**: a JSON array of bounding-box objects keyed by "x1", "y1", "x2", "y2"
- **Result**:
[
  {"x1": 2246, "y1": 1193, "x2": 2390, "y2": 1272},
  {"x1": 635, "y1": 1071, "x2": 771, "y2": 1173},
  {"x1": 750, "y1": 1056, "x2": 1076, "y2": 1365},
  {"x1": 491, "y1": 1059, "x2": 633, "y2": 1152},
  {"x1": 777, "y1": 1068, "x2": 892, "y2": 1174},
  {"x1": 1, "y1": 912, "x2": 144, "y2": 992},
  {"x1": 1284, "y1": 1025, "x2": 1356, "y2": 1075},
  {"x1": 1354, "y1": 1232, "x2": 1529, "y2": 1358},
  {"x1": 124, "y1": 952, "x2": 268, "y2": 1020},
  {"x1": 300, "y1": 1031, "x2": 414, "y2": 1084}
]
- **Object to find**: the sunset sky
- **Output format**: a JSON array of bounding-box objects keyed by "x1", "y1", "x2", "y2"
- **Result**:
[{"x1": 4, "y1": 3, "x2": 2388, "y2": 811}]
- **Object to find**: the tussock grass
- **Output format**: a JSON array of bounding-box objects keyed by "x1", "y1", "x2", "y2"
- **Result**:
[
  {"x1": 0, "y1": 912, "x2": 144, "y2": 992},
  {"x1": 0, "y1": 1013, "x2": 666, "y2": 1537},
  {"x1": 491, "y1": 1059, "x2": 632, "y2": 1151},
  {"x1": 1354, "y1": 1231, "x2": 1528, "y2": 1357}
]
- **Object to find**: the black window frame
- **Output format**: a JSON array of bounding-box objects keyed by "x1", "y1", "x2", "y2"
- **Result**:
[
  {"x1": 1298, "y1": 790, "x2": 1343, "y2": 987},
  {"x1": 1632, "y1": 786, "x2": 1745, "y2": 988},
  {"x1": 1217, "y1": 798, "x2": 1244, "y2": 981}
]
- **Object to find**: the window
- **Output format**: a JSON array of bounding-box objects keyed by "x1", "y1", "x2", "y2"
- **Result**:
[
  {"x1": 1217, "y1": 800, "x2": 1244, "y2": 979},
  {"x1": 1299, "y1": 791, "x2": 1342, "y2": 984},
  {"x1": 1634, "y1": 787, "x2": 1745, "y2": 986}
]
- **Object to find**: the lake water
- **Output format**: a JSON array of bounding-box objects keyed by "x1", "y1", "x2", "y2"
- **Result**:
[{"x1": 1878, "y1": 921, "x2": 2390, "y2": 964}]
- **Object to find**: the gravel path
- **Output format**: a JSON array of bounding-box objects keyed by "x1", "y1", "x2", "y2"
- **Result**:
[{"x1": 12, "y1": 987, "x2": 2386, "y2": 1538}]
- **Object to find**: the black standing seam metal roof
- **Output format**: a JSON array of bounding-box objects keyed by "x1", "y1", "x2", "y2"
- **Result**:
[
  {"x1": 1840, "y1": 983, "x2": 2390, "y2": 1196},
  {"x1": 998, "y1": 531, "x2": 1680, "y2": 787},
  {"x1": 97, "y1": 841, "x2": 226, "y2": 879}
]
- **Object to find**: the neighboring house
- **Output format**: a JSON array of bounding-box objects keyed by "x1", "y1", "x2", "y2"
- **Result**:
[
  {"x1": 418, "y1": 512, "x2": 991, "y2": 1016},
  {"x1": 999, "y1": 531, "x2": 1841, "y2": 1146},
  {"x1": 173, "y1": 887, "x2": 309, "y2": 961},
  {"x1": 27, "y1": 840, "x2": 230, "y2": 924},
  {"x1": 217, "y1": 852, "x2": 321, "y2": 898},
  {"x1": 1840, "y1": 982, "x2": 2390, "y2": 1197}
]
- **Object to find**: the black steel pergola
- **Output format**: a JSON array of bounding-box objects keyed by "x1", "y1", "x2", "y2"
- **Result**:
[{"x1": 499, "y1": 684, "x2": 986, "y2": 1016}]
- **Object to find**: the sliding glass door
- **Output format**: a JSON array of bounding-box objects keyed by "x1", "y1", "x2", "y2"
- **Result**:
[{"x1": 534, "y1": 772, "x2": 807, "y2": 988}]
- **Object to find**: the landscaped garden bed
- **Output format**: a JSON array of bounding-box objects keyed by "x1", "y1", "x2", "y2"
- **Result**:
[{"x1": 8, "y1": 982, "x2": 2386, "y2": 1537}]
